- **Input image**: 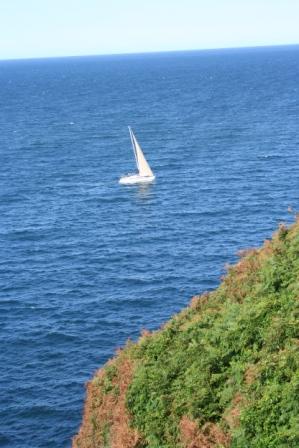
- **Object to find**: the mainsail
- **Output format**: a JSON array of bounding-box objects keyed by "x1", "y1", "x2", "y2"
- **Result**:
[{"x1": 129, "y1": 127, "x2": 154, "y2": 177}]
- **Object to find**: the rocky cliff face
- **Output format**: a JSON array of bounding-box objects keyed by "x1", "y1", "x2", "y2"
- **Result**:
[{"x1": 73, "y1": 220, "x2": 299, "y2": 448}]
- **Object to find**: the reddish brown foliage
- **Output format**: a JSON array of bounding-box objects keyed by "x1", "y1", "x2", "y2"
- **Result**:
[
  {"x1": 180, "y1": 416, "x2": 231, "y2": 448},
  {"x1": 109, "y1": 359, "x2": 141, "y2": 448},
  {"x1": 224, "y1": 393, "x2": 245, "y2": 430},
  {"x1": 73, "y1": 358, "x2": 141, "y2": 448},
  {"x1": 222, "y1": 249, "x2": 261, "y2": 302},
  {"x1": 189, "y1": 292, "x2": 211, "y2": 310},
  {"x1": 236, "y1": 248, "x2": 257, "y2": 259},
  {"x1": 141, "y1": 329, "x2": 151, "y2": 337},
  {"x1": 244, "y1": 364, "x2": 259, "y2": 386}
]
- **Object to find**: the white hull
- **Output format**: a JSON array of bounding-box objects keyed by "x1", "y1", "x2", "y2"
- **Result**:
[{"x1": 119, "y1": 174, "x2": 155, "y2": 185}]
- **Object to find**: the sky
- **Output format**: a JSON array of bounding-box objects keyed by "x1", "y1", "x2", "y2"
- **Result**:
[{"x1": 0, "y1": 0, "x2": 299, "y2": 60}]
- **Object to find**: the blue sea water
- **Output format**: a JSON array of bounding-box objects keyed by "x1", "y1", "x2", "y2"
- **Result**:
[{"x1": 0, "y1": 46, "x2": 298, "y2": 447}]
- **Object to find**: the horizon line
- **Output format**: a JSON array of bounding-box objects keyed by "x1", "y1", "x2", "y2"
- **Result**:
[{"x1": 1, "y1": 42, "x2": 299, "y2": 63}]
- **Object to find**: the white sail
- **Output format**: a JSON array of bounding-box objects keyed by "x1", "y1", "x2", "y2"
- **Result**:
[
  {"x1": 119, "y1": 128, "x2": 155, "y2": 184},
  {"x1": 129, "y1": 127, "x2": 154, "y2": 177}
]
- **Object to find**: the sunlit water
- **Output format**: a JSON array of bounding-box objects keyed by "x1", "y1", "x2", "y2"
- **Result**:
[{"x1": 0, "y1": 46, "x2": 298, "y2": 447}]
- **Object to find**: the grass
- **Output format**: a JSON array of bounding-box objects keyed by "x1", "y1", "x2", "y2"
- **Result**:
[{"x1": 73, "y1": 219, "x2": 299, "y2": 448}]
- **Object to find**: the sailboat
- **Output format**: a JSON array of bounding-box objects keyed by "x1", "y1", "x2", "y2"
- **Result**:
[{"x1": 119, "y1": 127, "x2": 155, "y2": 184}]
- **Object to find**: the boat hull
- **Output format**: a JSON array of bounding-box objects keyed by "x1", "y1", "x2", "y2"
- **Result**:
[{"x1": 119, "y1": 174, "x2": 155, "y2": 185}]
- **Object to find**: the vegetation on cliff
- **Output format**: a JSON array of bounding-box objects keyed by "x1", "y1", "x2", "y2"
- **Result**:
[{"x1": 73, "y1": 219, "x2": 299, "y2": 448}]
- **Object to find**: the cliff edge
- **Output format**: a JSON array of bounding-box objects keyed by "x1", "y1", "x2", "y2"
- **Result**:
[{"x1": 73, "y1": 220, "x2": 299, "y2": 448}]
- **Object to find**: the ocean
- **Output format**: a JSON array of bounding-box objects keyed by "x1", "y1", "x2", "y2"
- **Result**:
[{"x1": 0, "y1": 46, "x2": 298, "y2": 447}]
